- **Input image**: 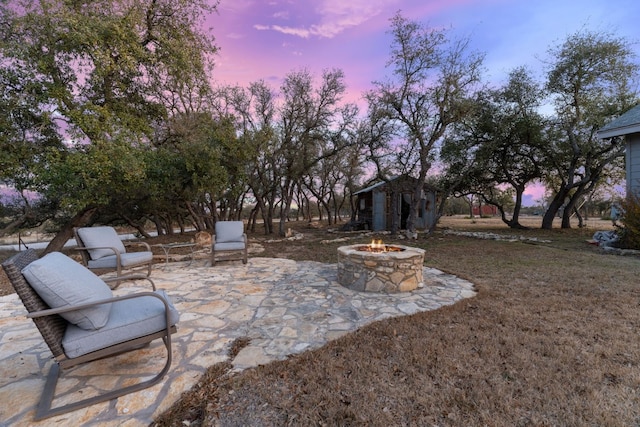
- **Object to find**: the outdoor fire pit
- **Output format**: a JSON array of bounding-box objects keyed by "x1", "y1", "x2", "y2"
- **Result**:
[{"x1": 337, "y1": 240, "x2": 426, "y2": 293}]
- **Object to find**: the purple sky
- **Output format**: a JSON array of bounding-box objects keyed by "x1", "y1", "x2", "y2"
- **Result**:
[
  {"x1": 209, "y1": 0, "x2": 638, "y2": 97},
  {"x1": 207, "y1": 0, "x2": 639, "y2": 205}
]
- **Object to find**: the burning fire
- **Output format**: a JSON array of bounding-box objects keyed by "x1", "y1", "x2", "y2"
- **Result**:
[
  {"x1": 353, "y1": 240, "x2": 405, "y2": 253},
  {"x1": 370, "y1": 239, "x2": 386, "y2": 252},
  {"x1": 358, "y1": 239, "x2": 402, "y2": 253}
]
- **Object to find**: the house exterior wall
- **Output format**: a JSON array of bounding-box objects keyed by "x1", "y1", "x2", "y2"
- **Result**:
[{"x1": 626, "y1": 133, "x2": 640, "y2": 196}]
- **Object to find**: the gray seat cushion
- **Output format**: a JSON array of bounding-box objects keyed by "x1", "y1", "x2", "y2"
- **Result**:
[
  {"x1": 21, "y1": 252, "x2": 113, "y2": 330},
  {"x1": 215, "y1": 221, "x2": 244, "y2": 243},
  {"x1": 77, "y1": 226, "x2": 126, "y2": 260},
  {"x1": 214, "y1": 242, "x2": 246, "y2": 251},
  {"x1": 62, "y1": 289, "x2": 180, "y2": 358},
  {"x1": 87, "y1": 251, "x2": 153, "y2": 269}
]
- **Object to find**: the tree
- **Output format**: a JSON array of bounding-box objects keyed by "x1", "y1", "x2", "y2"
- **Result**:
[
  {"x1": 441, "y1": 67, "x2": 547, "y2": 228},
  {"x1": 540, "y1": 29, "x2": 639, "y2": 229},
  {"x1": 145, "y1": 112, "x2": 233, "y2": 233},
  {"x1": 274, "y1": 68, "x2": 355, "y2": 236},
  {"x1": 214, "y1": 81, "x2": 281, "y2": 234},
  {"x1": 366, "y1": 12, "x2": 484, "y2": 234},
  {"x1": 219, "y1": 70, "x2": 355, "y2": 235},
  {"x1": 0, "y1": 58, "x2": 63, "y2": 234},
  {"x1": 0, "y1": 0, "x2": 217, "y2": 251}
]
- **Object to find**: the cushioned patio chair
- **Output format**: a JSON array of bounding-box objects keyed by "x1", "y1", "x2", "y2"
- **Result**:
[
  {"x1": 1, "y1": 249, "x2": 179, "y2": 421},
  {"x1": 211, "y1": 221, "x2": 248, "y2": 265},
  {"x1": 74, "y1": 226, "x2": 153, "y2": 287}
]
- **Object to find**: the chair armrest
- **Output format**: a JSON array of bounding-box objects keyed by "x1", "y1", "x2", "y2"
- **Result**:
[
  {"x1": 124, "y1": 241, "x2": 152, "y2": 251},
  {"x1": 27, "y1": 291, "x2": 171, "y2": 325},
  {"x1": 103, "y1": 275, "x2": 156, "y2": 291},
  {"x1": 74, "y1": 246, "x2": 121, "y2": 256},
  {"x1": 212, "y1": 234, "x2": 247, "y2": 244}
]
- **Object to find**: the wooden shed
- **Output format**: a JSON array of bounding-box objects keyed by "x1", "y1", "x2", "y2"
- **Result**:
[
  {"x1": 353, "y1": 175, "x2": 438, "y2": 232},
  {"x1": 598, "y1": 104, "x2": 640, "y2": 196}
]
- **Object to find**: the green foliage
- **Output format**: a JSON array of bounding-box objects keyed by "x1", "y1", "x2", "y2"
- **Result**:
[
  {"x1": 0, "y1": 0, "x2": 218, "y2": 236},
  {"x1": 618, "y1": 195, "x2": 640, "y2": 250},
  {"x1": 440, "y1": 67, "x2": 545, "y2": 228},
  {"x1": 37, "y1": 140, "x2": 148, "y2": 212},
  {"x1": 541, "y1": 29, "x2": 639, "y2": 229}
]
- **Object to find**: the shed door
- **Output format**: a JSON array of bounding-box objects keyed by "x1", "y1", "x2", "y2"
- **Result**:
[{"x1": 373, "y1": 192, "x2": 386, "y2": 231}]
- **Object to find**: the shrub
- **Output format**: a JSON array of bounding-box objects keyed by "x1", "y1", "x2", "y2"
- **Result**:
[{"x1": 617, "y1": 194, "x2": 640, "y2": 249}]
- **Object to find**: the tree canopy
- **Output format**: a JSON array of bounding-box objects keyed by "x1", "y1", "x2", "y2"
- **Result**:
[
  {"x1": 441, "y1": 67, "x2": 547, "y2": 229},
  {"x1": 1, "y1": 0, "x2": 218, "y2": 250},
  {"x1": 540, "y1": 29, "x2": 639, "y2": 229},
  {"x1": 1, "y1": 6, "x2": 638, "y2": 244},
  {"x1": 365, "y1": 13, "x2": 484, "y2": 232}
]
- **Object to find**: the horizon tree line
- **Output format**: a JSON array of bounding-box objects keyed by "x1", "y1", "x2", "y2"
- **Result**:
[{"x1": 0, "y1": 1, "x2": 638, "y2": 253}]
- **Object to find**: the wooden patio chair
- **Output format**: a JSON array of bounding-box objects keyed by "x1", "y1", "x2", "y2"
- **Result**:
[
  {"x1": 211, "y1": 221, "x2": 248, "y2": 265},
  {"x1": 1, "y1": 249, "x2": 179, "y2": 421},
  {"x1": 73, "y1": 226, "x2": 153, "y2": 287}
]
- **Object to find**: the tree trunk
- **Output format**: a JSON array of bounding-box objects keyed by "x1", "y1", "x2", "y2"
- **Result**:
[
  {"x1": 0, "y1": 213, "x2": 33, "y2": 238},
  {"x1": 120, "y1": 213, "x2": 152, "y2": 238},
  {"x1": 349, "y1": 193, "x2": 357, "y2": 222},
  {"x1": 573, "y1": 206, "x2": 585, "y2": 228},
  {"x1": 541, "y1": 189, "x2": 569, "y2": 229},
  {"x1": 185, "y1": 201, "x2": 205, "y2": 231},
  {"x1": 278, "y1": 185, "x2": 295, "y2": 236},
  {"x1": 429, "y1": 190, "x2": 449, "y2": 234},
  {"x1": 321, "y1": 197, "x2": 332, "y2": 225},
  {"x1": 497, "y1": 185, "x2": 527, "y2": 229},
  {"x1": 255, "y1": 197, "x2": 273, "y2": 234},
  {"x1": 43, "y1": 207, "x2": 98, "y2": 254},
  {"x1": 561, "y1": 205, "x2": 572, "y2": 229}
]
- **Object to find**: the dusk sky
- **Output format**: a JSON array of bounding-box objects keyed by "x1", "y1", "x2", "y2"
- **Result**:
[
  {"x1": 209, "y1": 0, "x2": 639, "y2": 98},
  {"x1": 207, "y1": 0, "x2": 639, "y2": 205}
]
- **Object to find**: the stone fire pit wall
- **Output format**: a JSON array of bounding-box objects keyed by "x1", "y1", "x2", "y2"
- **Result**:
[{"x1": 337, "y1": 244, "x2": 426, "y2": 293}]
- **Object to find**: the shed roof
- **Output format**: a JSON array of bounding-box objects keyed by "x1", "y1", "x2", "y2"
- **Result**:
[
  {"x1": 353, "y1": 180, "x2": 387, "y2": 195},
  {"x1": 353, "y1": 175, "x2": 437, "y2": 195},
  {"x1": 597, "y1": 104, "x2": 640, "y2": 139}
]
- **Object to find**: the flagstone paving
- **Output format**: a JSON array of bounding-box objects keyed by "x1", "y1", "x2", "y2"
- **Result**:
[{"x1": 0, "y1": 257, "x2": 476, "y2": 426}]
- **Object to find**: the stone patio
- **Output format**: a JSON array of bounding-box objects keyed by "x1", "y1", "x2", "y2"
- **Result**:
[{"x1": 0, "y1": 257, "x2": 476, "y2": 426}]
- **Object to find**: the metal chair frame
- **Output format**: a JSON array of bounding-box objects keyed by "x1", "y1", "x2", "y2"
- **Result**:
[
  {"x1": 73, "y1": 227, "x2": 153, "y2": 287},
  {"x1": 2, "y1": 249, "x2": 177, "y2": 420}
]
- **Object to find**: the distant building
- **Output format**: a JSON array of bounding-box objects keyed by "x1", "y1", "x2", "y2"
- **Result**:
[
  {"x1": 472, "y1": 204, "x2": 498, "y2": 217},
  {"x1": 598, "y1": 104, "x2": 640, "y2": 196},
  {"x1": 353, "y1": 175, "x2": 439, "y2": 232}
]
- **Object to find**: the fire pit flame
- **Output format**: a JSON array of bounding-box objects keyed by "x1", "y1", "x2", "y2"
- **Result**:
[
  {"x1": 356, "y1": 239, "x2": 404, "y2": 253},
  {"x1": 370, "y1": 239, "x2": 385, "y2": 252}
]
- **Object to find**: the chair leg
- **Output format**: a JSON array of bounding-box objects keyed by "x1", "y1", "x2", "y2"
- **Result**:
[
  {"x1": 34, "y1": 338, "x2": 173, "y2": 421},
  {"x1": 35, "y1": 362, "x2": 60, "y2": 420}
]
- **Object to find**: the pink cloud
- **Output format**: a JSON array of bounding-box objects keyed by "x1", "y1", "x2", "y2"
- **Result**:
[
  {"x1": 250, "y1": 0, "x2": 395, "y2": 39},
  {"x1": 208, "y1": 0, "x2": 640, "y2": 107}
]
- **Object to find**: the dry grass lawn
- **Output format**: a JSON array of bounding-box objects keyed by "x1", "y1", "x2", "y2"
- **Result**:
[
  {"x1": 152, "y1": 216, "x2": 640, "y2": 426},
  {"x1": 3, "y1": 216, "x2": 640, "y2": 426}
]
